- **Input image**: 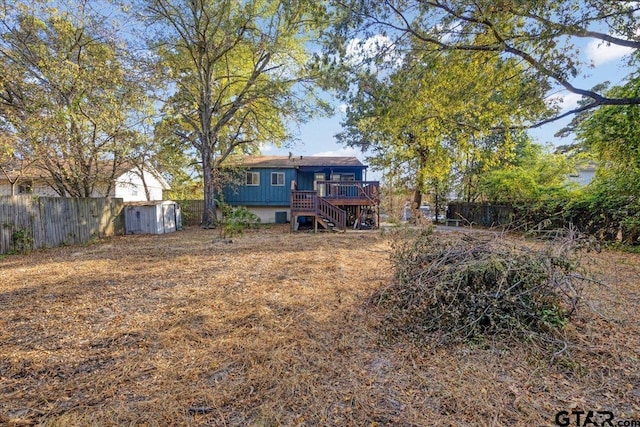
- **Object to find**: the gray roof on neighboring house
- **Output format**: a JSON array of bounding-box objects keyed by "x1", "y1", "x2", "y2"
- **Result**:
[
  {"x1": 238, "y1": 155, "x2": 366, "y2": 169},
  {"x1": 0, "y1": 160, "x2": 170, "y2": 189}
]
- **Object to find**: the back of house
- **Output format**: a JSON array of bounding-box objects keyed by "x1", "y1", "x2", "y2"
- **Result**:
[{"x1": 222, "y1": 155, "x2": 379, "y2": 230}]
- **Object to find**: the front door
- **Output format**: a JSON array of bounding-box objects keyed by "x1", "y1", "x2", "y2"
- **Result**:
[{"x1": 314, "y1": 173, "x2": 326, "y2": 197}]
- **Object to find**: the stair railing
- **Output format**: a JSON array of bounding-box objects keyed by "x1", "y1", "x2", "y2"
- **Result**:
[{"x1": 317, "y1": 197, "x2": 346, "y2": 231}]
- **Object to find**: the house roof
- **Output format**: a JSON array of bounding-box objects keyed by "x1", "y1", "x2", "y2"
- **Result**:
[
  {"x1": 124, "y1": 200, "x2": 177, "y2": 206},
  {"x1": 238, "y1": 155, "x2": 366, "y2": 169},
  {"x1": 0, "y1": 160, "x2": 170, "y2": 189},
  {"x1": 0, "y1": 163, "x2": 45, "y2": 181}
]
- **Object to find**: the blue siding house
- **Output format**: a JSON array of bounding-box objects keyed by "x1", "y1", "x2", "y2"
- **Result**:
[{"x1": 222, "y1": 155, "x2": 380, "y2": 231}]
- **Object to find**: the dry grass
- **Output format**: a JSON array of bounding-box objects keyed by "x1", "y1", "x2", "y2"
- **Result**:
[{"x1": 1, "y1": 225, "x2": 639, "y2": 426}]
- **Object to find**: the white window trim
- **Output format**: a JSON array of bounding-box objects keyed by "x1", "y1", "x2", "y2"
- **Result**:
[
  {"x1": 246, "y1": 171, "x2": 260, "y2": 186},
  {"x1": 271, "y1": 172, "x2": 285, "y2": 186}
]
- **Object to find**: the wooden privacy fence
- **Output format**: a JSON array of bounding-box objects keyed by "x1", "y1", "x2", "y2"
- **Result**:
[
  {"x1": 0, "y1": 196, "x2": 124, "y2": 254},
  {"x1": 447, "y1": 202, "x2": 514, "y2": 227},
  {"x1": 175, "y1": 199, "x2": 205, "y2": 226}
]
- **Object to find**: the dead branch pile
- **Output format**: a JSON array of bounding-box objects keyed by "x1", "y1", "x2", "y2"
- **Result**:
[{"x1": 375, "y1": 230, "x2": 587, "y2": 346}]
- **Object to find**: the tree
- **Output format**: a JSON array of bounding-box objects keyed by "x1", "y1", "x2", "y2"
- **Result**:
[
  {"x1": 328, "y1": 0, "x2": 640, "y2": 125},
  {"x1": 568, "y1": 74, "x2": 640, "y2": 242},
  {"x1": 140, "y1": 0, "x2": 328, "y2": 226},
  {"x1": 0, "y1": 1, "x2": 155, "y2": 197},
  {"x1": 0, "y1": 131, "x2": 34, "y2": 196},
  {"x1": 576, "y1": 76, "x2": 640, "y2": 170},
  {"x1": 478, "y1": 139, "x2": 574, "y2": 203},
  {"x1": 336, "y1": 38, "x2": 550, "y2": 216}
]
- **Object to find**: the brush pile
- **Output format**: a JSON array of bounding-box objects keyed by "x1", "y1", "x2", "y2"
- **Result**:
[{"x1": 376, "y1": 229, "x2": 588, "y2": 346}]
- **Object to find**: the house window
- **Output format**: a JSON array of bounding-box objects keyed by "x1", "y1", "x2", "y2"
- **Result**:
[
  {"x1": 330, "y1": 173, "x2": 355, "y2": 181},
  {"x1": 271, "y1": 172, "x2": 285, "y2": 186},
  {"x1": 246, "y1": 171, "x2": 260, "y2": 186},
  {"x1": 18, "y1": 180, "x2": 33, "y2": 194}
]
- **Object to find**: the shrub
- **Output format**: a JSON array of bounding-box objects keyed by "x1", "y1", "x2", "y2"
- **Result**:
[
  {"x1": 218, "y1": 204, "x2": 261, "y2": 239},
  {"x1": 11, "y1": 227, "x2": 33, "y2": 254}
]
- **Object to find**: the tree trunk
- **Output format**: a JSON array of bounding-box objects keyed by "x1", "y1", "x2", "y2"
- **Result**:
[
  {"x1": 412, "y1": 188, "x2": 422, "y2": 210},
  {"x1": 139, "y1": 168, "x2": 151, "y2": 201},
  {"x1": 433, "y1": 181, "x2": 440, "y2": 223},
  {"x1": 411, "y1": 187, "x2": 422, "y2": 222},
  {"x1": 412, "y1": 150, "x2": 427, "y2": 220},
  {"x1": 201, "y1": 148, "x2": 217, "y2": 227}
]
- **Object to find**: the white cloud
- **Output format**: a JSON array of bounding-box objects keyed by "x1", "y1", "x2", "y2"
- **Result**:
[
  {"x1": 547, "y1": 92, "x2": 583, "y2": 112},
  {"x1": 260, "y1": 144, "x2": 275, "y2": 152},
  {"x1": 586, "y1": 39, "x2": 635, "y2": 66},
  {"x1": 345, "y1": 34, "x2": 402, "y2": 70},
  {"x1": 337, "y1": 103, "x2": 348, "y2": 114}
]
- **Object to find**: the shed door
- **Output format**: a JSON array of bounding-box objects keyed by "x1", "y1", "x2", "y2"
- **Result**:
[{"x1": 163, "y1": 204, "x2": 177, "y2": 233}]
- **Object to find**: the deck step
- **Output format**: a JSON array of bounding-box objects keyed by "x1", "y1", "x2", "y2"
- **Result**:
[{"x1": 315, "y1": 216, "x2": 342, "y2": 232}]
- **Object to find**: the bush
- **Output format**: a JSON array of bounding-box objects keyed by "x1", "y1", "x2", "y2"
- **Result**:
[
  {"x1": 219, "y1": 204, "x2": 261, "y2": 238},
  {"x1": 10, "y1": 226, "x2": 33, "y2": 254},
  {"x1": 375, "y1": 229, "x2": 589, "y2": 347}
]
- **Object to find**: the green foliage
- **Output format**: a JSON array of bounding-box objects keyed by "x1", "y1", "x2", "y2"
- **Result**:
[
  {"x1": 0, "y1": 2, "x2": 155, "y2": 197},
  {"x1": 576, "y1": 78, "x2": 640, "y2": 169},
  {"x1": 218, "y1": 202, "x2": 261, "y2": 239},
  {"x1": 334, "y1": 38, "x2": 550, "y2": 209},
  {"x1": 145, "y1": 0, "x2": 330, "y2": 225},
  {"x1": 499, "y1": 75, "x2": 640, "y2": 244},
  {"x1": 164, "y1": 179, "x2": 204, "y2": 201},
  {"x1": 555, "y1": 75, "x2": 640, "y2": 244},
  {"x1": 11, "y1": 227, "x2": 33, "y2": 254},
  {"x1": 566, "y1": 168, "x2": 640, "y2": 244},
  {"x1": 478, "y1": 140, "x2": 574, "y2": 204},
  {"x1": 326, "y1": 0, "x2": 640, "y2": 122}
]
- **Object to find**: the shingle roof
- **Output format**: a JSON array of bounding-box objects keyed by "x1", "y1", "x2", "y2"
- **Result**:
[
  {"x1": 239, "y1": 155, "x2": 366, "y2": 168},
  {"x1": 0, "y1": 160, "x2": 169, "y2": 189}
]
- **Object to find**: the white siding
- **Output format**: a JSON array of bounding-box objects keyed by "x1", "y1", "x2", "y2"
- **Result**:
[
  {"x1": 568, "y1": 169, "x2": 596, "y2": 186},
  {"x1": 245, "y1": 207, "x2": 290, "y2": 224},
  {"x1": 0, "y1": 167, "x2": 168, "y2": 200},
  {"x1": 114, "y1": 170, "x2": 166, "y2": 202},
  {"x1": 0, "y1": 182, "x2": 59, "y2": 197}
]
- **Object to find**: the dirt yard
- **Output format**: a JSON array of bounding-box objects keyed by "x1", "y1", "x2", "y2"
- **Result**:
[{"x1": 1, "y1": 225, "x2": 639, "y2": 426}]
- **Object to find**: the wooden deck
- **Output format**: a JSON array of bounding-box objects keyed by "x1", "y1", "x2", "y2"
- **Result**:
[{"x1": 290, "y1": 181, "x2": 380, "y2": 232}]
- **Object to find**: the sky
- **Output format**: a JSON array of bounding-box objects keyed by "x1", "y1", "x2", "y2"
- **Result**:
[{"x1": 263, "y1": 36, "x2": 636, "y2": 180}]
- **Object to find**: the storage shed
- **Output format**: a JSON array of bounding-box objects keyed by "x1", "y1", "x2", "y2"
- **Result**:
[{"x1": 124, "y1": 200, "x2": 182, "y2": 235}]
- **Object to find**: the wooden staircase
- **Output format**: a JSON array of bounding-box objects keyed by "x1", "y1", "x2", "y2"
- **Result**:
[
  {"x1": 316, "y1": 197, "x2": 346, "y2": 231},
  {"x1": 290, "y1": 191, "x2": 347, "y2": 232},
  {"x1": 290, "y1": 181, "x2": 380, "y2": 232}
]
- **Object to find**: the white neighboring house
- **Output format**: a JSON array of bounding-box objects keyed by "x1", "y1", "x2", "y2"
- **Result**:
[
  {"x1": 113, "y1": 167, "x2": 170, "y2": 201},
  {"x1": 568, "y1": 164, "x2": 597, "y2": 187},
  {"x1": 0, "y1": 163, "x2": 170, "y2": 201}
]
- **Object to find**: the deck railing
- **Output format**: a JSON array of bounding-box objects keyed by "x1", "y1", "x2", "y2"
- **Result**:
[
  {"x1": 316, "y1": 181, "x2": 380, "y2": 202},
  {"x1": 291, "y1": 181, "x2": 379, "y2": 232},
  {"x1": 291, "y1": 190, "x2": 317, "y2": 213},
  {"x1": 317, "y1": 197, "x2": 347, "y2": 231}
]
